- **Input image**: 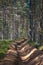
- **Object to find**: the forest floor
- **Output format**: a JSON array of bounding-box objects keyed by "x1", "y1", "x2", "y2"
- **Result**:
[
  {"x1": 0, "y1": 41, "x2": 43, "y2": 65},
  {"x1": 0, "y1": 49, "x2": 43, "y2": 65}
]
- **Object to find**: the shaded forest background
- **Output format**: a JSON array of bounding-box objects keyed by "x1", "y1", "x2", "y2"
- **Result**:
[{"x1": 0, "y1": 0, "x2": 43, "y2": 59}]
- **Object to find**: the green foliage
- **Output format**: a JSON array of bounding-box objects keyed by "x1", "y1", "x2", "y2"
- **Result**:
[
  {"x1": 0, "y1": 41, "x2": 10, "y2": 53},
  {"x1": 0, "y1": 52, "x2": 5, "y2": 59},
  {"x1": 0, "y1": 40, "x2": 11, "y2": 59},
  {"x1": 0, "y1": 40, "x2": 16, "y2": 59},
  {"x1": 28, "y1": 41, "x2": 40, "y2": 48},
  {"x1": 17, "y1": 1, "x2": 29, "y2": 16},
  {"x1": 28, "y1": 41, "x2": 43, "y2": 51}
]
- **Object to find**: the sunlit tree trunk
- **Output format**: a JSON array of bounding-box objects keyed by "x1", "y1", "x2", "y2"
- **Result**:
[{"x1": 3, "y1": 6, "x2": 9, "y2": 40}]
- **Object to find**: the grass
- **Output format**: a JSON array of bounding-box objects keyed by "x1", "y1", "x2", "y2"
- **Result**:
[{"x1": 0, "y1": 40, "x2": 15, "y2": 59}]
